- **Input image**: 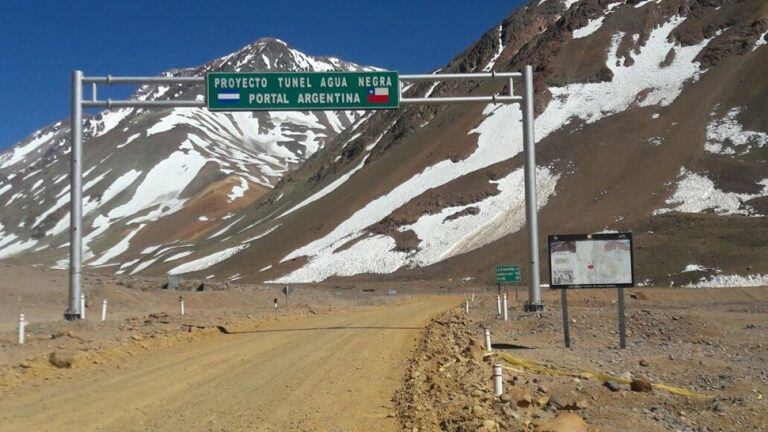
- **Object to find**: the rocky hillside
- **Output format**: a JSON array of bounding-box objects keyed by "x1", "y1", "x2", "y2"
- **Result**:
[
  {"x1": 2, "y1": 0, "x2": 767, "y2": 288},
  {"x1": 198, "y1": 0, "x2": 767, "y2": 287},
  {"x1": 0, "y1": 38, "x2": 376, "y2": 275}
]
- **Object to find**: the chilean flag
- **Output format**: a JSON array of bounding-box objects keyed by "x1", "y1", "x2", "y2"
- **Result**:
[{"x1": 367, "y1": 87, "x2": 389, "y2": 103}]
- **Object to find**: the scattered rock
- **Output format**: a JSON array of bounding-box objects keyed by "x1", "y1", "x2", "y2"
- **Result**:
[
  {"x1": 639, "y1": 359, "x2": 649, "y2": 367},
  {"x1": 50, "y1": 330, "x2": 75, "y2": 339},
  {"x1": 49, "y1": 351, "x2": 77, "y2": 368},
  {"x1": 604, "y1": 381, "x2": 621, "y2": 392},
  {"x1": 630, "y1": 377, "x2": 653, "y2": 393},
  {"x1": 465, "y1": 338, "x2": 485, "y2": 362},
  {"x1": 472, "y1": 404, "x2": 488, "y2": 417},
  {"x1": 548, "y1": 395, "x2": 565, "y2": 409},
  {"x1": 712, "y1": 402, "x2": 726, "y2": 412},
  {"x1": 477, "y1": 419, "x2": 499, "y2": 432},
  {"x1": 536, "y1": 412, "x2": 588, "y2": 432},
  {"x1": 509, "y1": 386, "x2": 533, "y2": 407},
  {"x1": 563, "y1": 400, "x2": 590, "y2": 411},
  {"x1": 131, "y1": 334, "x2": 144, "y2": 341}
]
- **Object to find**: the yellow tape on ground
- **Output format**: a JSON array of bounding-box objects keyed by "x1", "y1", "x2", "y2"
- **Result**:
[{"x1": 495, "y1": 352, "x2": 706, "y2": 399}]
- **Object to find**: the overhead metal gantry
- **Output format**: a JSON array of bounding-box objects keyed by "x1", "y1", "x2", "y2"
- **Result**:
[{"x1": 64, "y1": 66, "x2": 543, "y2": 320}]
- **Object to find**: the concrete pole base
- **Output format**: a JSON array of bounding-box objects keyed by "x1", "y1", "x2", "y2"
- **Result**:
[
  {"x1": 523, "y1": 303, "x2": 545, "y2": 312},
  {"x1": 63, "y1": 312, "x2": 81, "y2": 321}
]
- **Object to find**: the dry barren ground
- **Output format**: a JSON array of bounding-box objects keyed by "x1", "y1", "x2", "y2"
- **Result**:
[
  {"x1": 2, "y1": 262, "x2": 766, "y2": 431},
  {"x1": 396, "y1": 287, "x2": 768, "y2": 432},
  {"x1": 0, "y1": 297, "x2": 458, "y2": 431}
]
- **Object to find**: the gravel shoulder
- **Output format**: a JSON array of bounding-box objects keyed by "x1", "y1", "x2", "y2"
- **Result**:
[{"x1": 396, "y1": 287, "x2": 768, "y2": 432}]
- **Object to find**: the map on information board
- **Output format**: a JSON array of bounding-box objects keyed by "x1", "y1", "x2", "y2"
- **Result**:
[{"x1": 548, "y1": 233, "x2": 634, "y2": 288}]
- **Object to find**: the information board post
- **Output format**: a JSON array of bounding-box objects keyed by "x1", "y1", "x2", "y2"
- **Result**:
[
  {"x1": 561, "y1": 289, "x2": 571, "y2": 348},
  {"x1": 618, "y1": 287, "x2": 627, "y2": 349}
]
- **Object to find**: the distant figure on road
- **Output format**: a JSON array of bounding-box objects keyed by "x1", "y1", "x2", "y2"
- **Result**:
[{"x1": 273, "y1": 298, "x2": 279, "y2": 311}]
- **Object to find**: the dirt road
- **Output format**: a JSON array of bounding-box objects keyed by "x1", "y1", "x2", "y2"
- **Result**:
[{"x1": 0, "y1": 298, "x2": 457, "y2": 431}]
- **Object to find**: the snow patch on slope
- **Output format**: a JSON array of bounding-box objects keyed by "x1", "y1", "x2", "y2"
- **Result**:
[
  {"x1": 271, "y1": 16, "x2": 716, "y2": 283},
  {"x1": 89, "y1": 224, "x2": 145, "y2": 266},
  {"x1": 483, "y1": 25, "x2": 505, "y2": 71},
  {"x1": 0, "y1": 130, "x2": 55, "y2": 169},
  {"x1": 572, "y1": 16, "x2": 606, "y2": 39},
  {"x1": 404, "y1": 167, "x2": 560, "y2": 266},
  {"x1": 754, "y1": 31, "x2": 767, "y2": 51},
  {"x1": 656, "y1": 169, "x2": 768, "y2": 215},
  {"x1": 543, "y1": 17, "x2": 713, "y2": 128},
  {"x1": 271, "y1": 101, "x2": 553, "y2": 283},
  {"x1": 280, "y1": 159, "x2": 366, "y2": 218},
  {"x1": 168, "y1": 244, "x2": 249, "y2": 275},
  {"x1": 683, "y1": 264, "x2": 709, "y2": 272},
  {"x1": 228, "y1": 177, "x2": 249, "y2": 202},
  {"x1": 685, "y1": 274, "x2": 768, "y2": 288},
  {"x1": 563, "y1": 0, "x2": 580, "y2": 9},
  {"x1": 634, "y1": 0, "x2": 662, "y2": 8},
  {"x1": 705, "y1": 107, "x2": 767, "y2": 155},
  {"x1": 108, "y1": 147, "x2": 207, "y2": 221}
]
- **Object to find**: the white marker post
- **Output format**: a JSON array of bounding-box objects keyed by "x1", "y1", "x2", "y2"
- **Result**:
[
  {"x1": 79, "y1": 294, "x2": 86, "y2": 319},
  {"x1": 503, "y1": 292, "x2": 509, "y2": 321},
  {"x1": 18, "y1": 314, "x2": 25, "y2": 345},
  {"x1": 465, "y1": 300, "x2": 470, "y2": 314},
  {"x1": 471, "y1": 293, "x2": 475, "y2": 302},
  {"x1": 497, "y1": 295, "x2": 502, "y2": 316},
  {"x1": 179, "y1": 297, "x2": 185, "y2": 316},
  {"x1": 484, "y1": 327, "x2": 492, "y2": 352},
  {"x1": 492, "y1": 363, "x2": 503, "y2": 396},
  {"x1": 101, "y1": 299, "x2": 107, "y2": 321}
]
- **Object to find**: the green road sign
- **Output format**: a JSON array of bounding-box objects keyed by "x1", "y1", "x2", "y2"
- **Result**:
[
  {"x1": 495, "y1": 265, "x2": 521, "y2": 283},
  {"x1": 206, "y1": 71, "x2": 400, "y2": 111}
]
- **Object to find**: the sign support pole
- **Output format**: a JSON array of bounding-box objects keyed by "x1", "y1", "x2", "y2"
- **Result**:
[
  {"x1": 521, "y1": 65, "x2": 542, "y2": 312},
  {"x1": 65, "y1": 70, "x2": 83, "y2": 321},
  {"x1": 618, "y1": 287, "x2": 627, "y2": 349},
  {"x1": 560, "y1": 289, "x2": 571, "y2": 348}
]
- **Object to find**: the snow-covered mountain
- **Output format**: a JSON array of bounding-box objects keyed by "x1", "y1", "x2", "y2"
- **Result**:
[
  {"x1": 179, "y1": 0, "x2": 766, "y2": 288},
  {"x1": 0, "y1": 38, "x2": 377, "y2": 273},
  {"x1": 2, "y1": 0, "x2": 767, "y2": 288}
]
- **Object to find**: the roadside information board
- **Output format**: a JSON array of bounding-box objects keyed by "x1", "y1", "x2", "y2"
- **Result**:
[
  {"x1": 495, "y1": 265, "x2": 521, "y2": 283},
  {"x1": 207, "y1": 71, "x2": 400, "y2": 111},
  {"x1": 547, "y1": 232, "x2": 634, "y2": 349},
  {"x1": 548, "y1": 233, "x2": 634, "y2": 288}
]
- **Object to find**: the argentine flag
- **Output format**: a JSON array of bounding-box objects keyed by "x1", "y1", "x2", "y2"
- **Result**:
[{"x1": 217, "y1": 90, "x2": 240, "y2": 104}]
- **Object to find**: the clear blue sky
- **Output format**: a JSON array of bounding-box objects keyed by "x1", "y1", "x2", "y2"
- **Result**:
[{"x1": 0, "y1": 0, "x2": 524, "y2": 150}]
